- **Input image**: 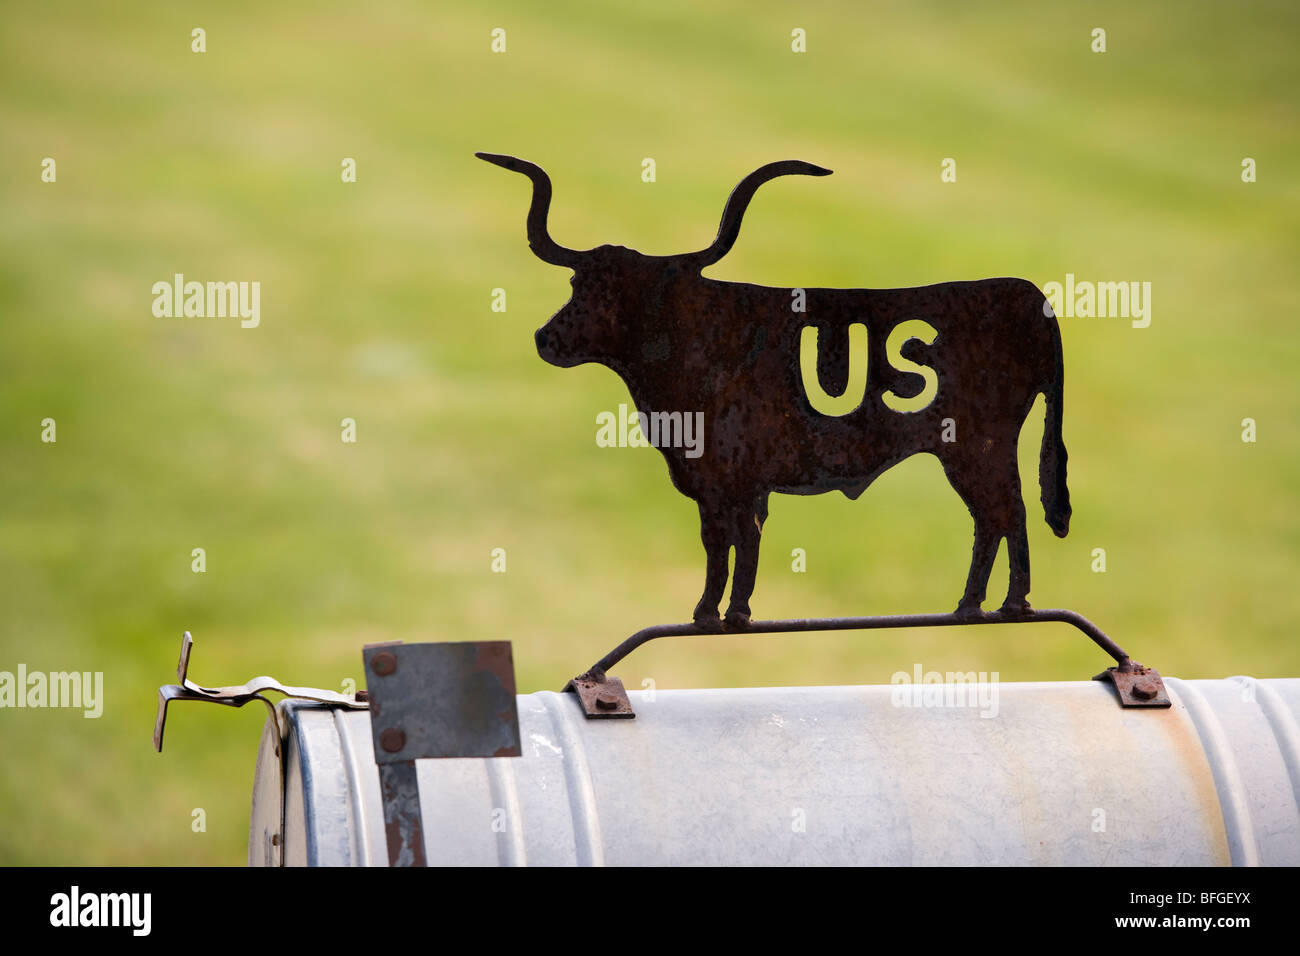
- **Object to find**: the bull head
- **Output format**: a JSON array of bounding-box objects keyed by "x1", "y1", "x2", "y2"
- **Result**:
[{"x1": 476, "y1": 152, "x2": 830, "y2": 371}]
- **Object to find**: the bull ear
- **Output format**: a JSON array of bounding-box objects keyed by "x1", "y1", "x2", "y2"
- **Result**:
[
  {"x1": 685, "y1": 161, "x2": 832, "y2": 269},
  {"x1": 476, "y1": 152, "x2": 587, "y2": 268}
]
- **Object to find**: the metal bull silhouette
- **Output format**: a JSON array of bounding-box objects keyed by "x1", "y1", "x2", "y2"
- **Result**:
[{"x1": 478, "y1": 152, "x2": 1070, "y2": 630}]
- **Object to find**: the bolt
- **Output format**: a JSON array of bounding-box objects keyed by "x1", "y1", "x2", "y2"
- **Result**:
[
  {"x1": 371, "y1": 651, "x2": 397, "y2": 676},
  {"x1": 355, "y1": 689, "x2": 369, "y2": 703},
  {"x1": 1132, "y1": 679, "x2": 1158, "y2": 700},
  {"x1": 380, "y1": 728, "x2": 406, "y2": 752},
  {"x1": 595, "y1": 693, "x2": 621, "y2": 710}
]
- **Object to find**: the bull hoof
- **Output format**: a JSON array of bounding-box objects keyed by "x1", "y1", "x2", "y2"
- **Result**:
[
  {"x1": 723, "y1": 610, "x2": 752, "y2": 631},
  {"x1": 998, "y1": 600, "x2": 1032, "y2": 618},
  {"x1": 954, "y1": 601, "x2": 984, "y2": 619},
  {"x1": 693, "y1": 612, "x2": 723, "y2": 632}
]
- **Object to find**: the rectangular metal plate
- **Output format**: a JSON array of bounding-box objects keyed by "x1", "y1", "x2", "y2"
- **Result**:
[{"x1": 363, "y1": 641, "x2": 522, "y2": 762}]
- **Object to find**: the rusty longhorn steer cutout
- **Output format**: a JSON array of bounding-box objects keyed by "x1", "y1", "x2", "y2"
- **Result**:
[{"x1": 480, "y1": 152, "x2": 1072, "y2": 631}]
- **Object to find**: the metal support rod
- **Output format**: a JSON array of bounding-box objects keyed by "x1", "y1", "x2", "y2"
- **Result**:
[
  {"x1": 579, "y1": 608, "x2": 1129, "y2": 680},
  {"x1": 378, "y1": 761, "x2": 425, "y2": 867}
]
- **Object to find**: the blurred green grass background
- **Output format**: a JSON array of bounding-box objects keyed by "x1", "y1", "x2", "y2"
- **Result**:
[{"x1": 1, "y1": 0, "x2": 1297, "y2": 863}]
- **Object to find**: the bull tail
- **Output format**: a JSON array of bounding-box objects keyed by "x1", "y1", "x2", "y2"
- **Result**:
[{"x1": 1039, "y1": 332, "x2": 1071, "y2": 537}]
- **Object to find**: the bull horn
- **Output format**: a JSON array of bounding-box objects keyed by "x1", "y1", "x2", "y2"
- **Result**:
[
  {"x1": 687, "y1": 160, "x2": 832, "y2": 269},
  {"x1": 476, "y1": 152, "x2": 586, "y2": 268}
]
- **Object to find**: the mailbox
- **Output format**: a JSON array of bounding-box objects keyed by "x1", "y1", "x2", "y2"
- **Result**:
[{"x1": 248, "y1": 675, "x2": 1300, "y2": 866}]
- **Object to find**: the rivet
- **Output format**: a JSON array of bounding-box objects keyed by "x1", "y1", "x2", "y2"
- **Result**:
[{"x1": 1132, "y1": 679, "x2": 1157, "y2": 700}]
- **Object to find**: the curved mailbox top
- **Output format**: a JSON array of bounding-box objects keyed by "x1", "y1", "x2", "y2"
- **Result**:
[{"x1": 250, "y1": 676, "x2": 1300, "y2": 867}]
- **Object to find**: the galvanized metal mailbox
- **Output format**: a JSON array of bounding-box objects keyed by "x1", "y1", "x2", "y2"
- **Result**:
[{"x1": 250, "y1": 676, "x2": 1300, "y2": 866}]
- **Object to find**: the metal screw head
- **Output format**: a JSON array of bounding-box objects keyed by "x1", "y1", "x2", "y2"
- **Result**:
[
  {"x1": 371, "y1": 652, "x2": 397, "y2": 676},
  {"x1": 595, "y1": 692, "x2": 621, "y2": 710},
  {"x1": 1132, "y1": 678, "x2": 1158, "y2": 700},
  {"x1": 379, "y1": 728, "x2": 406, "y2": 753}
]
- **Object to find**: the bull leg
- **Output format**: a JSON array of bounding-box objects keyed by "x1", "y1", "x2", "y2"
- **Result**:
[
  {"x1": 957, "y1": 524, "x2": 1001, "y2": 616},
  {"x1": 944, "y1": 455, "x2": 1005, "y2": 617},
  {"x1": 692, "y1": 500, "x2": 730, "y2": 630},
  {"x1": 724, "y1": 495, "x2": 768, "y2": 630},
  {"x1": 1000, "y1": 486, "x2": 1031, "y2": 616}
]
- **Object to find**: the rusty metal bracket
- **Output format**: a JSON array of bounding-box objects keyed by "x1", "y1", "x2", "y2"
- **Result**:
[
  {"x1": 153, "y1": 631, "x2": 368, "y2": 756},
  {"x1": 565, "y1": 673, "x2": 634, "y2": 718},
  {"x1": 564, "y1": 608, "x2": 1171, "y2": 717},
  {"x1": 363, "y1": 641, "x2": 522, "y2": 867},
  {"x1": 1093, "y1": 659, "x2": 1170, "y2": 707}
]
